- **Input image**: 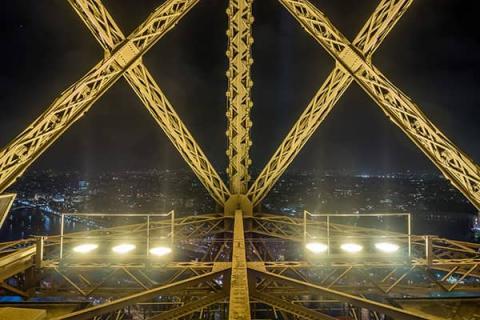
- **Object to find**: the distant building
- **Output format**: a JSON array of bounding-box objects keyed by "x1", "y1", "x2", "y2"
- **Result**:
[
  {"x1": 52, "y1": 194, "x2": 65, "y2": 203},
  {"x1": 79, "y1": 180, "x2": 89, "y2": 191}
]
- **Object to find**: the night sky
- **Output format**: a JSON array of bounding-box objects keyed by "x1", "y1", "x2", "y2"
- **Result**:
[{"x1": 1, "y1": 0, "x2": 479, "y2": 178}]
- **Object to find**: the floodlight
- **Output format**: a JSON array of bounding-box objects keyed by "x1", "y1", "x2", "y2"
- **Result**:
[
  {"x1": 149, "y1": 246, "x2": 172, "y2": 257},
  {"x1": 375, "y1": 242, "x2": 400, "y2": 253},
  {"x1": 340, "y1": 243, "x2": 363, "y2": 253},
  {"x1": 73, "y1": 243, "x2": 98, "y2": 254},
  {"x1": 305, "y1": 242, "x2": 328, "y2": 254},
  {"x1": 112, "y1": 243, "x2": 136, "y2": 254}
]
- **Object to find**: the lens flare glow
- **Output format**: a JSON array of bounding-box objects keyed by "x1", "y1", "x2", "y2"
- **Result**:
[
  {"x1": 149, "y1": 246, "x2": 172, "y2": 257},
  {"x1": 112, "y1": 243, "x2": 136, "y2": 254},
  {"x1": 375, "y1": 242, "x2": 400, "y2": 253},
  {"x1": 305, "y1": 242, "x2": 328, "y2": 254},
  {"x1": 73, "y1": 243, "x2": 98, "y2": 254},
  {"x1": 340, "y1": 243, "x2": 363, "y2": 253}
]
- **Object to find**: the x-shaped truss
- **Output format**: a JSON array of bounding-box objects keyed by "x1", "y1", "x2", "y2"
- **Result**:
[
  {"x1": 1, "y1": 213, "x2": 479, "y2": 319},
  {"x1": 249, "y1": 0, "x2": 480, "y2": 209},
  {"x1": 48, "y1": 212, "x2": 439, "y2": 320},
  {"x1": 0, "y1": 0, "x2": 230, "y2": 206},
  {"x1": 48, "y1": 267, "x2": 435, "y2": 320},
  {"x1": 0, "y1": 0, "x2": 479, "y2": 317}
]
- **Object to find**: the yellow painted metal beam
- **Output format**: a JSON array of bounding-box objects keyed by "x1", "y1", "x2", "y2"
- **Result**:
[
  {"x1": 68, "y1": 0, "x2": 230, "y2": 206},
  {"x1": 150, "y1": 291, "x2": 227, "y2": 320},
  {"x1": 279, "y1": 0, "x2": 480, "y2": 210},
  {"x1": 0, "y1": 282, "x2": 29, "y2": 298},
  {"x1": 251, "y1": 291, "x2": 337, "y2": 320},
  {"x1": 226, "y1": 0, "x2": 254, "y2": 194},
  {"x1": 0, "y1": 308, "x2": 46, "y2": 320},
  {"x1": 0, "y1": 193, "x2": 15, "y2": 228},
  {"x1": 52, "y1": 267, "x2": 229, "y2": 320},
  {"x1": 250, "y1": 268, "x2": 441, "y2": 320},
  {"x1": 0, "y1": 247, "x2": 36, "y2": 282},
  {"x1": 248, "y1": 0, "x2": 413, "y2": 206},
  {"x1": 229, "y1": 210, "x2": 251, "y2": 319},
  {"x1": 0, "y1": 0, "x2": 198, "y2": 196}
]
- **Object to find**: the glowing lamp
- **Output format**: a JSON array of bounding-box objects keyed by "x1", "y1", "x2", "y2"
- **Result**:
[
  {"x1": 375, "y1": 242, "x2": 400, "y2": 253},
  {"x1": 340, "y1": 243, "x2": 363, "y2": 253},
  {"x1": 112, "y1": 243, "x2": 136, "y2": 254},
  {"x1": 73, "y1": 243, "x2": 98, "y2": 254},
  {"x1": 305, "y1": 242, "x2": 328, "y2": 254},
  {"x1": 149, "y1": 246, "x2": 172, "y2": 257}
]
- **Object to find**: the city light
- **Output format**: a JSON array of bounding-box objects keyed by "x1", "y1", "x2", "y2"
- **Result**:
[
  {"x1": 340, "y1": 243, "x2": 363, "y2": 253},
  {"x1": 305, "y1": 242, "x2": 328, "y2": 254},
  {"x1": 112, "y1": 243, "x2": 136, "y2": 254},
  {"x1": 72, "y1": 243, "x2": 98, "y2": 254},
  {"x1": 375, "y1": 242, "x2": 400, "y2": 253},
  {"x1": 149, "y1": 246, "x2": 172, "y2": 257}
]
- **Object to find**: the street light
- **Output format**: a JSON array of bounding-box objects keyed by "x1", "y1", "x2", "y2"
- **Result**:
[
  {"x1": 305, "y1": 242, "x2": 328, "y2": 254},
  {"x1": 112, "y1": 243, "x2": 136, "y2": 254},
  {"x1": 375, "y1": 242, "x2": 400, "y2": 253},
  {"x1": 72, "y1": 243, "x2": 98, "y2": 254},
  {"x1": 149, "y1": 246, "x2": 172, "y2": 257},
  {"x1": 340, "y1": 243, "x2": 363, "y2": 253}
]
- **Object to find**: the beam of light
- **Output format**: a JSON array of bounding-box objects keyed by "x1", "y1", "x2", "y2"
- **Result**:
[
  {"x1": 112, "y1": 243, "x2": 136, "y2": 254},
  {"x1": 340, "y1": 243, "x2": 363, "y2": 253},
  {"x1": 149, "y1": 246, "x2": 172, "y2": 257},
  {"x1": 375, "y1": 242, "x2": 400, "y2": 253},
  {"x1": 72, "y1": 243, "x2": 98, "y2": 254},
  {"x1": 305, "y1": 242, "x2": 328, "y2": 254}
]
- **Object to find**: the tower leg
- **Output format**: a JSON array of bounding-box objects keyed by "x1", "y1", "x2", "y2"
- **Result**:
[{"x1": 229, "y1": 210, "x2": 251, "y2": 319}]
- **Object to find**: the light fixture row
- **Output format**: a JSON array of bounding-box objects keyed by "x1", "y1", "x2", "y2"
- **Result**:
[
  {"x1": 72, "y1": 243, "x2": 172, "y2": 256},
  {"x1": 306, "y1": 241, "x2": 400, "y2": 254}
]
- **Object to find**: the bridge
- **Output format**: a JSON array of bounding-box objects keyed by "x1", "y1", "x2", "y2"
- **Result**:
[{"x1": 0, "y1": 0, "x2": 479, "y2": 319}]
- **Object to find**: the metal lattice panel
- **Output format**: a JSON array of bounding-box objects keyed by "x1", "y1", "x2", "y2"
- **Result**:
[
  {"x1": 248, "y1": 0, "x2": 413, "y2": 206},
  {"x1": 226, "y1": 0, "x2": 254, "y2": 194},
  {"x1": 0, "y1": 0, "x2": 199, "y2": 195},
  {"x1": 279, "y1": 0, "x2": 480, "y2": 210},
  {"x1": 0, "y1": 0, "x2": 479, "y2": 319},
  {"x1": 69, "y1": 0, "x2": 230, "y2": 205}
]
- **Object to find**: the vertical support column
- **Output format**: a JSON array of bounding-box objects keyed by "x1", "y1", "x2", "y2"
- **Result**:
[
  {"x1": 0, "y1": 193, "x2": 16, "y2": 228},
  {"x1": 229, "y1": 210, "x2": 251, "y2": 319},
  {"x1": 407, "y1": 213, "x2": 412, "y2": 258},
  {"x1": 226, "y1": 0, "x2": 254, "y2": 194},
  {"x1": 326, "y1": 215, "x2": 331, "y2": 255},
  {"x1": 425, "y1": 235, "x2": 433, "y2": 267},
  {"x1": 170, "y1": 210, "x2": 175, "y2": 246},
  {"x1": 60, "y1": 214, "x2": 65, "y2": 259},
  {"x1": 146, "y1": 216, "x2": 150, "y2": 256},
  {"x1": 35, "y1": 237, "x2": 44, "y2": 269}
]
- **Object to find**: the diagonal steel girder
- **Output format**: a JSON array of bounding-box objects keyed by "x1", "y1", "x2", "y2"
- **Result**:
[
  {"x1": 0, "y1": 0, "x2": 197, "y2": 191},
  {"x1": 68, "y1": 0, "x2": 230, "y2": 206},
  {"x1": 279, "y1": 0, "x2": 480, "y2": 210},
  {"x1": 251, "y1": 290, "x2": 337, "y2": 320},
  {"x1": 0, "y1": 0, "x2": 222, "y2": 201},
  {"x1": 149, "y1": 291, "x2": 227, "y2": 320},
  {"x1": 52, "y1": 267, "x2": 229, "y2": 320},
  {"x1": 248, "y1": 0, "x2": 413, "y2": 206},
  {"x1": 249, "y1": 268, "x2": 440, "y2": 320}
]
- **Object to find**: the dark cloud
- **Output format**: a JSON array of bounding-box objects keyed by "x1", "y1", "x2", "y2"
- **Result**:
[{"x1": 0, "y1": 0, "x2": 479, "y2": 177}]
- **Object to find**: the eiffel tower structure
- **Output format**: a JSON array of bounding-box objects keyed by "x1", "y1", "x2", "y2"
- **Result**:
[{"x1": 0, "y1": 0, "x2": 479, "y2": 319}]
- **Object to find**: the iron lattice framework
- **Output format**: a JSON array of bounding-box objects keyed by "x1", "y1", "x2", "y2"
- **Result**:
[
  {"x1": 226, "y1": 0, "x2": 254, "y2": 194},
  {"x1": 248, "y1": 0, "x2": 414, "y2": 206},
  {"x1": 0, "y1": 0, "x2": 479, "y2": 319}
]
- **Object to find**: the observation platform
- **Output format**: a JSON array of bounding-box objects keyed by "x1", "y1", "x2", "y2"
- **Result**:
[{"x1": 0, "y1": 211, "x2": 477, "y2": 319}]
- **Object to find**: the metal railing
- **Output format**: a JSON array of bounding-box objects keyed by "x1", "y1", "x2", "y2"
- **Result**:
[
  {"x1": 59, "y1": 211, "x2": 174, "y2": 259},
  {"x1": 304, "y1": 211, "x2": 412, "y2": 258}
]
